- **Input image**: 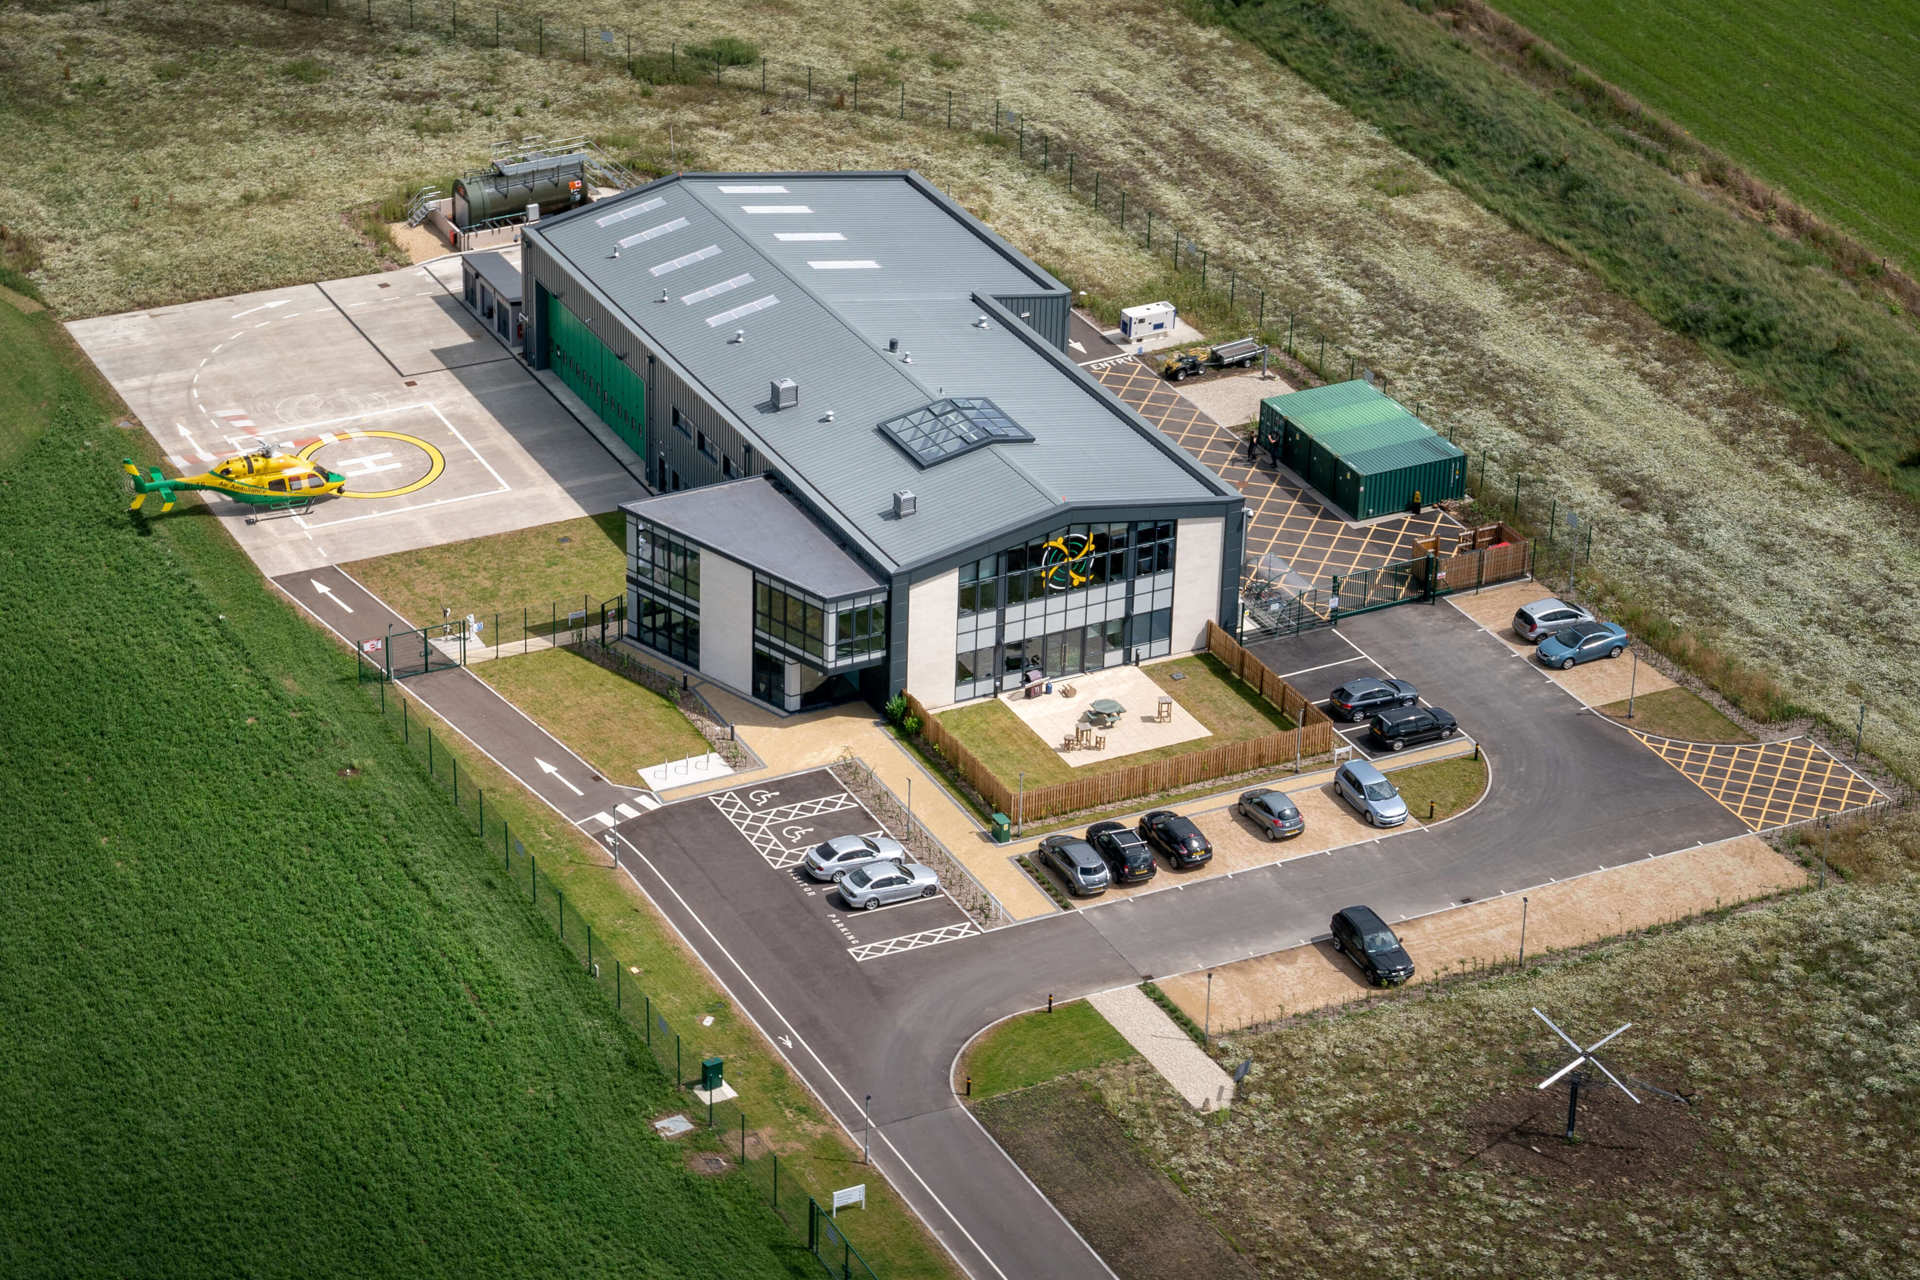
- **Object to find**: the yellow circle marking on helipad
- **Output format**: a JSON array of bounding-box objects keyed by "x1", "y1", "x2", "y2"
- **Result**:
[{"x1": 296, "y1": 429, "x2": 445, "y2": 499}]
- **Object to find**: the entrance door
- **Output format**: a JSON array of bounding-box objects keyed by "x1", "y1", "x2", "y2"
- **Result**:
[{"x1": 752, "y1": 649, "x2": 783, "y2": 706}]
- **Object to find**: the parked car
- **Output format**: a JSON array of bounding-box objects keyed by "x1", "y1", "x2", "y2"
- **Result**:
[
  {"x1": 1137, "y1": 810, "x2": 1214, "y2": 868},
  {"x1": 1512, "y1": 597, "x2": 1595, "y2": 644},
  {"x1": 1037, "y1": 835, "x2": 1112, "y2": 897},
  {"x1": 1536, "y1": 621, "x2": 1630, "y2": 670},
  {"x1": 1367, "y1": 705, "x2": 1459, "y2": 752},
  {"x1": 838, "y1": 860, "x2": 941, "y2": 910},
  {"x1": 1086, "y1": 821, "x2": 1157, "y2": 884},
  {"x1": 802, "y1": 833, "x2": 906, "y2": 882},
  {"x1": 1236, "y1": 788, "x2": 1305, "y2": 841},
  {"x1": 1328, "y1": 905, "x2": 1416, "y2": 986},
  {"x1": 1333, "y1": 759, "x2": 1408, "y2": 827},
  {"x1": 1327, "y1": 676, "x2": 1418, "y2": 722}
]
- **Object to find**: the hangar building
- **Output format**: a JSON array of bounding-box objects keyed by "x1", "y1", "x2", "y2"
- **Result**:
[{"x1": 520, "y1": 171, "x2": 1244, "y2": 712}]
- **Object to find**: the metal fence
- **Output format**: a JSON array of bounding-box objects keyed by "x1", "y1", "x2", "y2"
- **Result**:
[{"x1": 353, "y1": 668, "x2": 882, "y2": 1279}]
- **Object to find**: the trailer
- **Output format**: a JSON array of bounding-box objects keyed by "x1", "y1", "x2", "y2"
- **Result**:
[{"x1": 1158, "y1": 336, "x2": 1268, "y2": 382}]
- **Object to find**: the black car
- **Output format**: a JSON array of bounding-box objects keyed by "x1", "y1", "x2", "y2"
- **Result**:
[
  {"x1": 1366, "y1": 705, "x2": 1459, "y2": 752},
  {"x1": 1329, "y1": 905, "x2": 1415, "y2": 986},
  {"x1": 1237, "y1": 788, "x2": 1305, "y2": 841},
  {"x1": 1136, "y1": 810, "x2": 1213, "y2": 869},
  {"x1": 1036, "y1": 835, "x2": 1111, "y2": 897},
  {"x1": 1327, "y1": 676, "x2": 1418, "y2": 722},
  {"x1": 1086, "y1": 821, "x2": 1157, "y2": 884}
]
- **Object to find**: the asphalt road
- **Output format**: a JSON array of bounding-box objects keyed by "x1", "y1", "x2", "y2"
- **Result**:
[
  {"x1": 275, "y1": 567, "x2": 1746, "y2": 1278},
  {"x1": 607, "y1": 600, "x2": 1743, "y2": 1279}
]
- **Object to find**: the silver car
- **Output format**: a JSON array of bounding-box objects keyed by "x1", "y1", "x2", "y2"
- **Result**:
[
  {"x1": 1512, "y1": 597, "x2": 1595, "y2": 643},
  {"x1": 839, "y1": 861, "x2": 941, "y2": 910},
  {"x1": 802, "y1": 833, "x2": 907, "y2": 882},
  {"x1": 1333, "y1": 759, "x2": 1408, "y2": 828}
]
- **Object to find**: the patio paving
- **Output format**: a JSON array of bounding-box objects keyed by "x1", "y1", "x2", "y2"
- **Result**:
[{"x1": 998, "y1": 666, "x2": 1211, "y2": 768}]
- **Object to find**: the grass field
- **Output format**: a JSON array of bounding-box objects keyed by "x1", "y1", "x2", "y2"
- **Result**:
[
  {"x1": 936, "y1": 655, "x2": 1293, "y2": 789},
  {"x1": 1492, "y1": 0, "x2": 1920, "y2": 272},
  {"x1": 981, "y1": 821, "x2": 1920, "y2": 1278},
  {"x1": 960, "y1": 1002, "x2": 1137, "y2": 1100},
  {"x1": 1596, "y1": 686, "x2": 1755, "y2": 743},
  {"x1": 0, "y1": 309, "x2": 808, "y2": 1275},
  {"x1": 478, "y1": 646, "x2": 710, "y2": 780},
  {"x1": 1383, "y1": 750, "x2": 1487, "y2": 820},
  {"x1": 342, "y1": 511, "x2": 627, "y2": 633}
]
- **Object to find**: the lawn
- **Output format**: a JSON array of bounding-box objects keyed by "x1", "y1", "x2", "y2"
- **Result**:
[
  {"x1": 341, "y1": 511, "x2": 627, "y2": 643},
  {"x1": 989, "y1": 854, "x2": 1920, "y2": 1278},
  {"x1": 936, "y1": 655, "x2": 1294, "y2": 789},
  {"x1": 960, "y1": 1001, "x2": 1137, "y2": 1100},
  {"x1": 0, "y1": 315, "x2": 807, "y2": 1276},
  {"x1": 478, "y1": 646, "x2": 711, "y2": 781},
  {"x1": 1385, "y1": 750, "x2": 1488, "y2": 821},
  {"x1": 1597, "y1": 686, "x2": 1755, "y2": 743},
  {"x1": 1492, "y1": 0, "x2": 1920, "y2": 272}
]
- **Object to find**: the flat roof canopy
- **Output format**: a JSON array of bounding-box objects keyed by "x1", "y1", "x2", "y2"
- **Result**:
[{"x1": 624, "y1": 477, "x2": 885, "y2": 599}]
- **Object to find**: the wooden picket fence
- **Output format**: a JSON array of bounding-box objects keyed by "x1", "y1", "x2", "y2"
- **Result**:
[
  {"x1": 907, "y1": 627, "x2": 1335, "y2": 824},
  {"x1": 1432, "y1": 522, "x2": 1530, "y2": 594}
]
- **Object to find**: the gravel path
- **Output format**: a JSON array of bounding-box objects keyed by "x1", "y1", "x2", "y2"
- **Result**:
[{"x1": 1088, "y1": 986, "x2": 1234, "y2": 1111}]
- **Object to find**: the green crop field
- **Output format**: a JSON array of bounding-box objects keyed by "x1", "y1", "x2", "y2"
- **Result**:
[
  {"x1": 1492, "y1": 0, "x2": 1920, "y2": 273},
  {"x1": 0, "y1": 307, "x2": 806, "y2": 1275}
]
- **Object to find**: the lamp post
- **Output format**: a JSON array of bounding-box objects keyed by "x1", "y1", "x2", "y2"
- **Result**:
[
  {"x1": 1204, "y1": 972, "x2": 1213, "y2": 1048},
  {"x1": 1626, "y1": 645, "x2": 1638, "y2": 719},
  {"x1": 863, "y1": 1094, "x2": 872, "y2": 1164},
  {"x1": 1518, "y1": 896, "x2": 1530, "y2": 967},
  {"x1": 1016, "y1": 770, "x2": 1026, "y2": 837}
]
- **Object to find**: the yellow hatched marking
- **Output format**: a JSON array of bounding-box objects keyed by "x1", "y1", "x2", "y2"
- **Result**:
[{"x1": 1631, "y1": 732, "x2": 1885, "y2": 831}]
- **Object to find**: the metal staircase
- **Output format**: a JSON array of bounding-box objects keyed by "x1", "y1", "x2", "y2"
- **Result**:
[{"x1": 404, "y1": 186, "x2": 442, "y2": 227}]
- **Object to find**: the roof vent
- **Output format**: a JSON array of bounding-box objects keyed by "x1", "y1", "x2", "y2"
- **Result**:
[
  {"x1": 772, "y1": 378, "x2": 798, "y2": 410},
  {"x1": 901, "y1": 351, "x2": 913, "y2": 364},
  {"x1": 893, "y1": 490, "x2": 917, "y2": 518},
  {"x1": 887, "y1": 338, "x2": 899, "y2": 353},
  {"x1": 974, "y1": 315, "x2": 990, "y2": 329},
  {"x1": 823, "y1": 409, "x2": 835, "y2": 423},
  {"x1": 657, "y1": 288, "x2": 669, "y2": 303},
  {"x1": 610, "y1": 249, "x2": 621, "y2": 259},
  {"x1": 732, "y1": 328, "x2": 746, "y2": 344}
]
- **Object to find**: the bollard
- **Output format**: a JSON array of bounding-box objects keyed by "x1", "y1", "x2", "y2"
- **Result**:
[
  {"x1": 1047, "y1": 992, "x2": 1054, "y2": 1013},
  {"x1": 1429, "y1": 800, "x2": 1436, "y2": 820},
  {"x1": 965, "y1": 1075, "x2": 972, "y2": 1096}
]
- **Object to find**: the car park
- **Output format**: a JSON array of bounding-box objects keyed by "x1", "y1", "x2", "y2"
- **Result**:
[
  {"x1": 1366, "y1": 705, "x2": 1459, "y2": 752},
  {"x1": 802, "y1": 833, "x2": 907, "y2": 882},
  {"x1": 1536, "y1": 621, "x2": 1629, "y2": 670},
  {"x1": 1512, "y1": 597, "x2": 1596, "y2": 643},
  {"x1": 838, "y1": 860, "x2": 941, "y2": 910},
  {"x1": 1236, "y1": 788, "x2": 1305, "y2": 841},
  {"x1": 1327, "y1": 676, "x2": 1418, "y2": 722},
  {"x1": 1137, "y1": 810, "x2": 1214, "y2": 868},
  {"x1": 1086, "y1": 822, "x2": 1157, "y2": 884},
  {"x1": 1037, "y1": 835, "x2": 1112, "y2": 897},
  {"x1": 1333, "y1": 759, "x2": 1408, "y2": 827},
  {"x1": 1328, "y1": 905, "x2": 1415, "y2": 986}
]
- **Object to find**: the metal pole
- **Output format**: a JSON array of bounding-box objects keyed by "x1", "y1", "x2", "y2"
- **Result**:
[
  {"x1": 947, "y1": 88, "x2": 952, "y2": 128},
  {"x1": 863, "y1": 1094, "x2": 872, "y2": 1164},
  {"x1": 1204, "y1": 972, "x2": 1213, "y2": 1047},
  {"x1": 1855, "y1": 703, "x2": 1865, "y2": 756},
  {"x1": 1627, "y1": 648, "x2": 1638, "y2": 719},
  {"x1": 1016, "y1": 771, "x2": 1025, "y2": 837},
  {"x1": 1565, "y1": 1075, "x2": 1581, "y2": 1140},
  {"x1": 402, "y1": 697, "x2": 408, "y2": 742},
  {"x1": 1518, "y1": 896, "x2": 1529, "y2": 966},
  {"x1": 427, "y1": 724, "x2": 434, "y2": 775}
]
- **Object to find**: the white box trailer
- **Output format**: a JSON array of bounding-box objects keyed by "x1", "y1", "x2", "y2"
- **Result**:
[{"x1": 1120, "y1": 301, "x2": 1176, "y2": 341}]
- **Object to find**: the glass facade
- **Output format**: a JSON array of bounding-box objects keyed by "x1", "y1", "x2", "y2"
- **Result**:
[
  {"x1": 627, "y1": 519, "x2": 700, "y2": 665},
  {"x1": 754, "y1": 574, "x2": 888, "y2": 670},
  {"x1": 954, "y1": 520, "x2": 1177, "y2": 701}
]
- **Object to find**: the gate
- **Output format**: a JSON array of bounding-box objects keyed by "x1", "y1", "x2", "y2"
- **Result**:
[
  {"x1": 1241, "y1": 530, "x2": 1532, "y2": 638},
  {"x1": 363, "y1": 620, "x2": 467, "y2": 681},
  {"x1": 1331, "y1": 556, "x2": 1428, "y2": 618},
  {"x1": 806, "y1": 1198, "x2": 879, "y2": 1280}
]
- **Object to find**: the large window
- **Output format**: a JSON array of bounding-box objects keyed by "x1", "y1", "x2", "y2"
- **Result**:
[
  {"x1": 953, "y1": 518, "x2": 1179, "y2": 700},
  {"x1": 632, "y1": 593, "x2": 699, "y2": 664},
  {"x1": 628, "y1": 518, "x2": 700, "y2": 665},
  {"x1": 754, "y1": 574, "x2": 887, "y2": 670}
]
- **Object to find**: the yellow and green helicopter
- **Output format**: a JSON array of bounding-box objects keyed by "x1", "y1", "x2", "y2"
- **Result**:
[{"x1": 122, "y1": 444, "x2": 347, "y2": 514}]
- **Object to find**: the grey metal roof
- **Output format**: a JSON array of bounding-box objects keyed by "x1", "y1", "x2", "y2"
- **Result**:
[
  {"x1": 528, "y1": 172, "x2": 1239, "y2": 574},
  {"x1": 623, "y1": 477, "x2": 884, "y2": 598},
  {"x1": 465, "y1": 249, "x2": 523, "y2": 301}
]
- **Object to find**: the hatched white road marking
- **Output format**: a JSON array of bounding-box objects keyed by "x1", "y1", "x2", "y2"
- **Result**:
[
  {"x1": 591, "y1": 810, "x2": 616, "y2": 828},
  {"x1": 614, "y1": 802, "x2": 641, "y2": 819},
  {"x1": 849, "y1": 921, "x2": 982, "y2": 962}
]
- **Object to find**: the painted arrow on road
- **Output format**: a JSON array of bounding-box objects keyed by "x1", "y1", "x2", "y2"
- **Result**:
[
  {"x1": 310, "y1": 579, "x2": 353, "y2": 613},
  {"x1": 777, "y1": 1035, "x2": 793, "y2": 1049},
  {"x1": 1067, "y1": 338, "x2": 1086, "y2": 353},
  {"x1": 230, "y1": 299, "x2": 290, "y2": 319},
  {"x1": 536, "y1": 757, "x2": 584, "y2": 796}
]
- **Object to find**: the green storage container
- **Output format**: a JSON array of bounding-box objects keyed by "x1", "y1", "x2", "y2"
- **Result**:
[
  {"x1": 700, "y1": 1056, "x2": 724, "y2": 1091},
  {"x1": 1258, "y1": 381, "x2": 1464, "y2": 521}
]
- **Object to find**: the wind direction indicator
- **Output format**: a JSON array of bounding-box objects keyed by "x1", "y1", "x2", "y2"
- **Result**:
[{"x1": 1533, "y1": 1008, "x2": 1638, "y2": 1140}]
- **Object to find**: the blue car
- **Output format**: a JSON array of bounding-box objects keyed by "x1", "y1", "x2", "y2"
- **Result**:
[{"x1": 1536, "y1": 621, "x2": 1629, "y2": 670}]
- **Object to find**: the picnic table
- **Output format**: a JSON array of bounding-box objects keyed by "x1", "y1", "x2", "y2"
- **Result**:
[{"x1": 1087, "y1": 698, "x2": 1126, "y2": 728}]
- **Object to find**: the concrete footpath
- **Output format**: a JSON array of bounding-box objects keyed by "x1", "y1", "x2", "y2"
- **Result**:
[{"x1": 1088, "y1": 986, "x2": 1234, "y2": 1112}]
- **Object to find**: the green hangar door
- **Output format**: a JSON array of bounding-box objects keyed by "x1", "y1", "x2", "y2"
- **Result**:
[{"x1": 546, "y1": 294, "x2": 646, "y2": 455}]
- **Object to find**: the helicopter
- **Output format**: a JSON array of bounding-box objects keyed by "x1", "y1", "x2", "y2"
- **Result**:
[{"x1": 122, "y1": 443, "x2": 347, "y2": 513}]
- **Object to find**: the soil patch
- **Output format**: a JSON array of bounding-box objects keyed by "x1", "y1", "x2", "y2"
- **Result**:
[
  {"x1": 684, "y1": 1150, "x2": 732, "y2": 1177},
  {"x1": 1460, "y1": 1081, "x2": 1704, "y2": 1190},
  {"x1": 975, "y1": 1079, "x2": 1256, "y2": 1279}
]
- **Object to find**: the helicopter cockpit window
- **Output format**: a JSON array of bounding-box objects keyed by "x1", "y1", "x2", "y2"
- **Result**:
[{"x1": 269, "y1": 479, "x2": 288, "y2": 493}]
